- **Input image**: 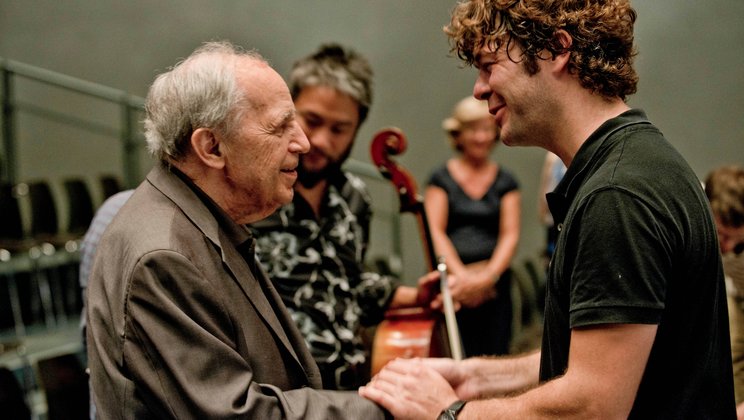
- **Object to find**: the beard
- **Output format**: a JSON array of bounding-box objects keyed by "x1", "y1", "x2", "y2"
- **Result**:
[{"x1": 297, "y1": 145, "x2": 353, "y2": 188}]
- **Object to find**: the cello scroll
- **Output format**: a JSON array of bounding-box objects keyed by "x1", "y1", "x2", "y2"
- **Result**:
[{"x1": 370, "y1": 128, "x2": 436, "y2": 270}]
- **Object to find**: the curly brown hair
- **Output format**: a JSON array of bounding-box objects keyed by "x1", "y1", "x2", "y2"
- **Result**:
[
  {"x1": 444, "y1": 0, "x2": 639, "y2": 100},
  {"x1": 705, "y1": 165, "x2": 744, "y2": 228}
]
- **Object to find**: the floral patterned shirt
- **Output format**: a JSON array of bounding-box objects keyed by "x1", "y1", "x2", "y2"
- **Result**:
[{"x1": 250, "y1": 171, "x2": 398, "y2": 389}]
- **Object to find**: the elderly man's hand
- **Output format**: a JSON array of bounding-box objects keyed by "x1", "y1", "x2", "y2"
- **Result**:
[{"x1": 359, "y1": 358, "x2": 459, "y2": 420}]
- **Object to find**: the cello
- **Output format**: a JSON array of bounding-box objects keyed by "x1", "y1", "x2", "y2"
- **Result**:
[{"x1": 369, "y1": 127, "x2": 463, "y2": 375}]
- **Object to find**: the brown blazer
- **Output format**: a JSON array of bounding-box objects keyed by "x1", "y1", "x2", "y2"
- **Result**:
[{"x1": 86, "y1": 164, "x2": 384, "y2": 419}]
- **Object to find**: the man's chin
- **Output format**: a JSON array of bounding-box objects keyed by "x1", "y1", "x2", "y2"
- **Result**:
[
  {"x1": 297, "y1": 163, "x2": 339, "y2": 188},
  {"x1": 297, "y1": 172, "x2": 325, "y2": 188}
]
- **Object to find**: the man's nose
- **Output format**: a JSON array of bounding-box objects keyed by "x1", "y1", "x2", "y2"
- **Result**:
[
  {"x1": 473, "y1": 74, "x2": 491, "y2": 102},
  {"x1": 307, "y1": 127, "x2": 333, "y2": 150},
  {"x1": 293, "y1": 123, "x2": 311, "y2": 153}
]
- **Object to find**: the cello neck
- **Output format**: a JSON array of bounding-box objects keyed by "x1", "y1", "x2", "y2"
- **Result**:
[
  {"x1": 370, "y1": 128, "x2": 436, "y2": 271},
  {"x1": 370, "y1": 127, "x2": 464, "y2": 359}
]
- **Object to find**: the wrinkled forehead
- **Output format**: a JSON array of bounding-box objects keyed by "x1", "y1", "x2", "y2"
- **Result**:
[
  {"x1": 237, "y1": 60, "x2": 291, "y2": 108},
  {"x1": 235, "y1": 58, "x2": 273, "y2": 87}
]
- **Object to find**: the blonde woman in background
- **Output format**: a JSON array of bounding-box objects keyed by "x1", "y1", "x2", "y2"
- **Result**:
[{"x1": 424, "y1": 96, "x2": 521, "y2": 357}]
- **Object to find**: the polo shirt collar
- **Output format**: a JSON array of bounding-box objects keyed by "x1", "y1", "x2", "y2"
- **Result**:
[{"x1": 546, "y1": 109, "x2": 649, "y2": 226}]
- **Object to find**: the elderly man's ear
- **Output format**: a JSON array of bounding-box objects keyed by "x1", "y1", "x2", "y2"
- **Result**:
[{"x1": 191, "y1": 128, "x2": 226, "y2": 169}]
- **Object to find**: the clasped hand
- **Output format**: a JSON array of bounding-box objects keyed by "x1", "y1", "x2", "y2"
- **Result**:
[
  {"x1": 446, "y1": 266, "x2": 498, "y2": 308},
  {"x1": 359, "y1": 358, "x2": 461, "y2": 420}
]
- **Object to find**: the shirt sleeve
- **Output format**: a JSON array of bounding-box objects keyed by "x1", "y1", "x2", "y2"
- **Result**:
[
  {"x1": 566, "y1": 188, "x2": 671, "y2": 327},
  {"x1": 500, "y1": 168, "x2": 520, "y2": 194},
  {"x1": 356, "y1": 271, "x2": 401, "y2": 326},
  {"x1": 427, "y1": 165, "x2": 448, "y2": 189}
]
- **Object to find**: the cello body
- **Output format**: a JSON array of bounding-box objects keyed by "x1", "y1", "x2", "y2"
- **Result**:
[{"x1": 370, "y1": 307, "x2": 451, "y2": 375}]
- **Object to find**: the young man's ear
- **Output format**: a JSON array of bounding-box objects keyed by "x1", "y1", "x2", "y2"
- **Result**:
[
  {"x1": 550, "y1": 30, "x2": 572, "y2": 70},
  {"x1": 190, "y1": 128, "x2": 226, "y2": 169}
]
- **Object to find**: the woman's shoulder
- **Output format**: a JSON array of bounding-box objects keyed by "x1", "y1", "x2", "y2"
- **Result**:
[
  {"x1": 428, "y1": 160, "x2": 454, "y2": 183},
  {"x1": 494, "y1": 164, "x2": 520, "y2": 190}
]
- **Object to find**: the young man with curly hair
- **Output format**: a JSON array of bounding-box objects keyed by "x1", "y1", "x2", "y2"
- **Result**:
[{"x1": 359, "y1": 1, "x2": 735, "y2": 418}]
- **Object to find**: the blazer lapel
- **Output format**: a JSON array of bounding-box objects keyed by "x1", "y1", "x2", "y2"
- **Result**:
[
  {"x1": 220, "y1": 237, "x2": 302, "y2": 361},
  {"x1": 146, "y1": 165, "x2": 318, "y2": 385}
]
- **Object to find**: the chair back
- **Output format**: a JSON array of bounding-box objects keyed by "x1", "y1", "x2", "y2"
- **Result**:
[
  {"x1": 63, "y1": 179, "x2": 94, "y2": 236},
  {"x1": 27, "y1": 181, "x2": 59, "y2": 240},
  {"x1": 100, "y1": 175, "x2": 122, "y2": 201},
  {"x1": 0, "y1": 183, "x2": 24, "y2": 241}
]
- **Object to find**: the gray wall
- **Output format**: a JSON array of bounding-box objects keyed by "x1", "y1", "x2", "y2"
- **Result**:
[{"x1": 1, "y1": 0, "x2": 742, "y2": 283}]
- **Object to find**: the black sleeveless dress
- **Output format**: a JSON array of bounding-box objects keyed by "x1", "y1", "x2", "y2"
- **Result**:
[{"x1": 428, "y1": 164, "x2": 519, "y2": 356}]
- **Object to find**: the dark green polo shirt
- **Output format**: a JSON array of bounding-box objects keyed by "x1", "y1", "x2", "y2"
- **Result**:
[{"x1": 542, "y1": 109, "x2": 735, "y2": 418}]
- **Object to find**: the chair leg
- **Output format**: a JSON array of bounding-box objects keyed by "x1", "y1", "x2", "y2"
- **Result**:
[
  {"x1": 29, "y1": 249, "x2": 57, "y2": 329},
  {"x1": 62, "y1": 261, "x2": 82, "y2": 317},
  {"x1": 5, "y1": 272, "x2": 27, "y2": 337},
  {"x1": 45, "y1": 264, "x2": 68, "y2": 327},
  {"x1": 35, "y1": 270, "x2": 57, "y2": 329}
]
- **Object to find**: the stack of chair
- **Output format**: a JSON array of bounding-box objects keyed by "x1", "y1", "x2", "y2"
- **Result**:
[
  {"x1": 0, "y1": 177, "x2": 96, "y2": 334},
  {"x1": 26, "y1": 179, "x2": 94, "y2": 327},
  {"x1": 0, "y1": 182, "x2": 41, "y2": 335}
]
